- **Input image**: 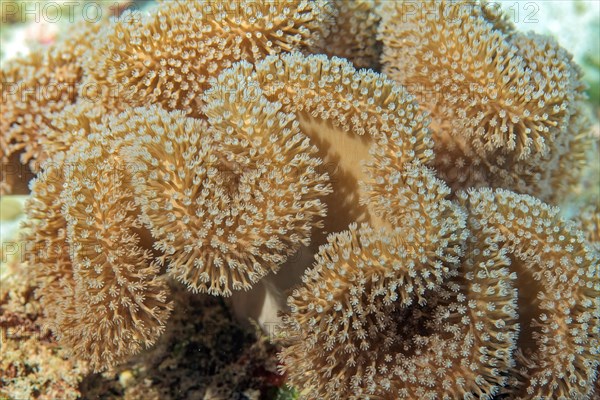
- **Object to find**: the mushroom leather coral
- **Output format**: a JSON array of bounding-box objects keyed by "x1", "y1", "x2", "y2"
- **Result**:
[
  {"x1": 279, "y1": 219, "x2": 516, "y2": 399},
  {"x1": 24, "y1": 122, "x2": 173, "y2": 371},
  {"x1": 280, "y1": 187, "x2": 599, "y2": 399},
  {"x1": 85, "y1": 0, "x2": 334, "y2": 118},
  {"x1": 0, "y1": 19, "x2": 104, "y2": 195},
  {"x1": 4, "y1": 0, "x2": 598, "y2": 392},
  {"x1": 204, "y1": 51, "x2": 472, "y2": 340},
  {"x1": 458, "y1": 188, "x2": 600, "y2": 399},
  {"x1": 59, "y1": 141, "x2": 172, "y2": 371},
  {"x1": 121, "y1": 104, "x2": 330, "y2": 296},
  {"x1": 209, "y1": 54, "x2": 505, "y2": 398},
  {"x1": 204, "y1": 52, "x2": 433, "y2": 244},
  {"x1": 379, "y1": 0, "x2": 590, "y2": 203},
  {"x1": 380, "y1": 0, "x2": 578, "y2": 157}
]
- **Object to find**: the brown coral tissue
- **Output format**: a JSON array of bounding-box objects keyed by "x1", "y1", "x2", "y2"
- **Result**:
[
  {"x1": 322, "y1": 0, "x2": 382, "y2": 69},
  {"x1": 23, "y1": 121, "x2": 173, "y2": 372},
  {"x1": 458, "y1": 188, "x2": 599, "y2": 399},
  {"x1": 280, "y1": 188, "x2": 599, "y2": 399},
  {"x1": 121, "y1": 104, "x2": 330, "y2": 296},
  {"x1": 279, "y1": 221, "x2": 516, "y2": 399},
  {"x1": 0, "y1": 19, "x2": 105, "y2": 194},
  {"x1": 379, "y1": 0, "x2": 592, "y2": 203},
  {"x1": 85, "y1": 0, "x2": 335, "y2": 117},
  {"x1": 59, "y1": 143, "x2": 173, "y2": 371}
]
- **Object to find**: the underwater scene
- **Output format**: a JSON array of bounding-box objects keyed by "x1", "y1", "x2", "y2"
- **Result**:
[{"x1": 1, "y1": 1, "x2": 599, "y2": 399}]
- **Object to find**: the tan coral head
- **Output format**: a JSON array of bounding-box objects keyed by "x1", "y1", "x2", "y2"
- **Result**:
[{"x1": 120, "y1": 104, "x2": 331, "y2": 296}]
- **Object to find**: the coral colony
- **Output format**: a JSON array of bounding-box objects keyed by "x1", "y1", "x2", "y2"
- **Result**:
[{"x1": 0, "y1": 0, "x2": 598, "y2": 399}]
